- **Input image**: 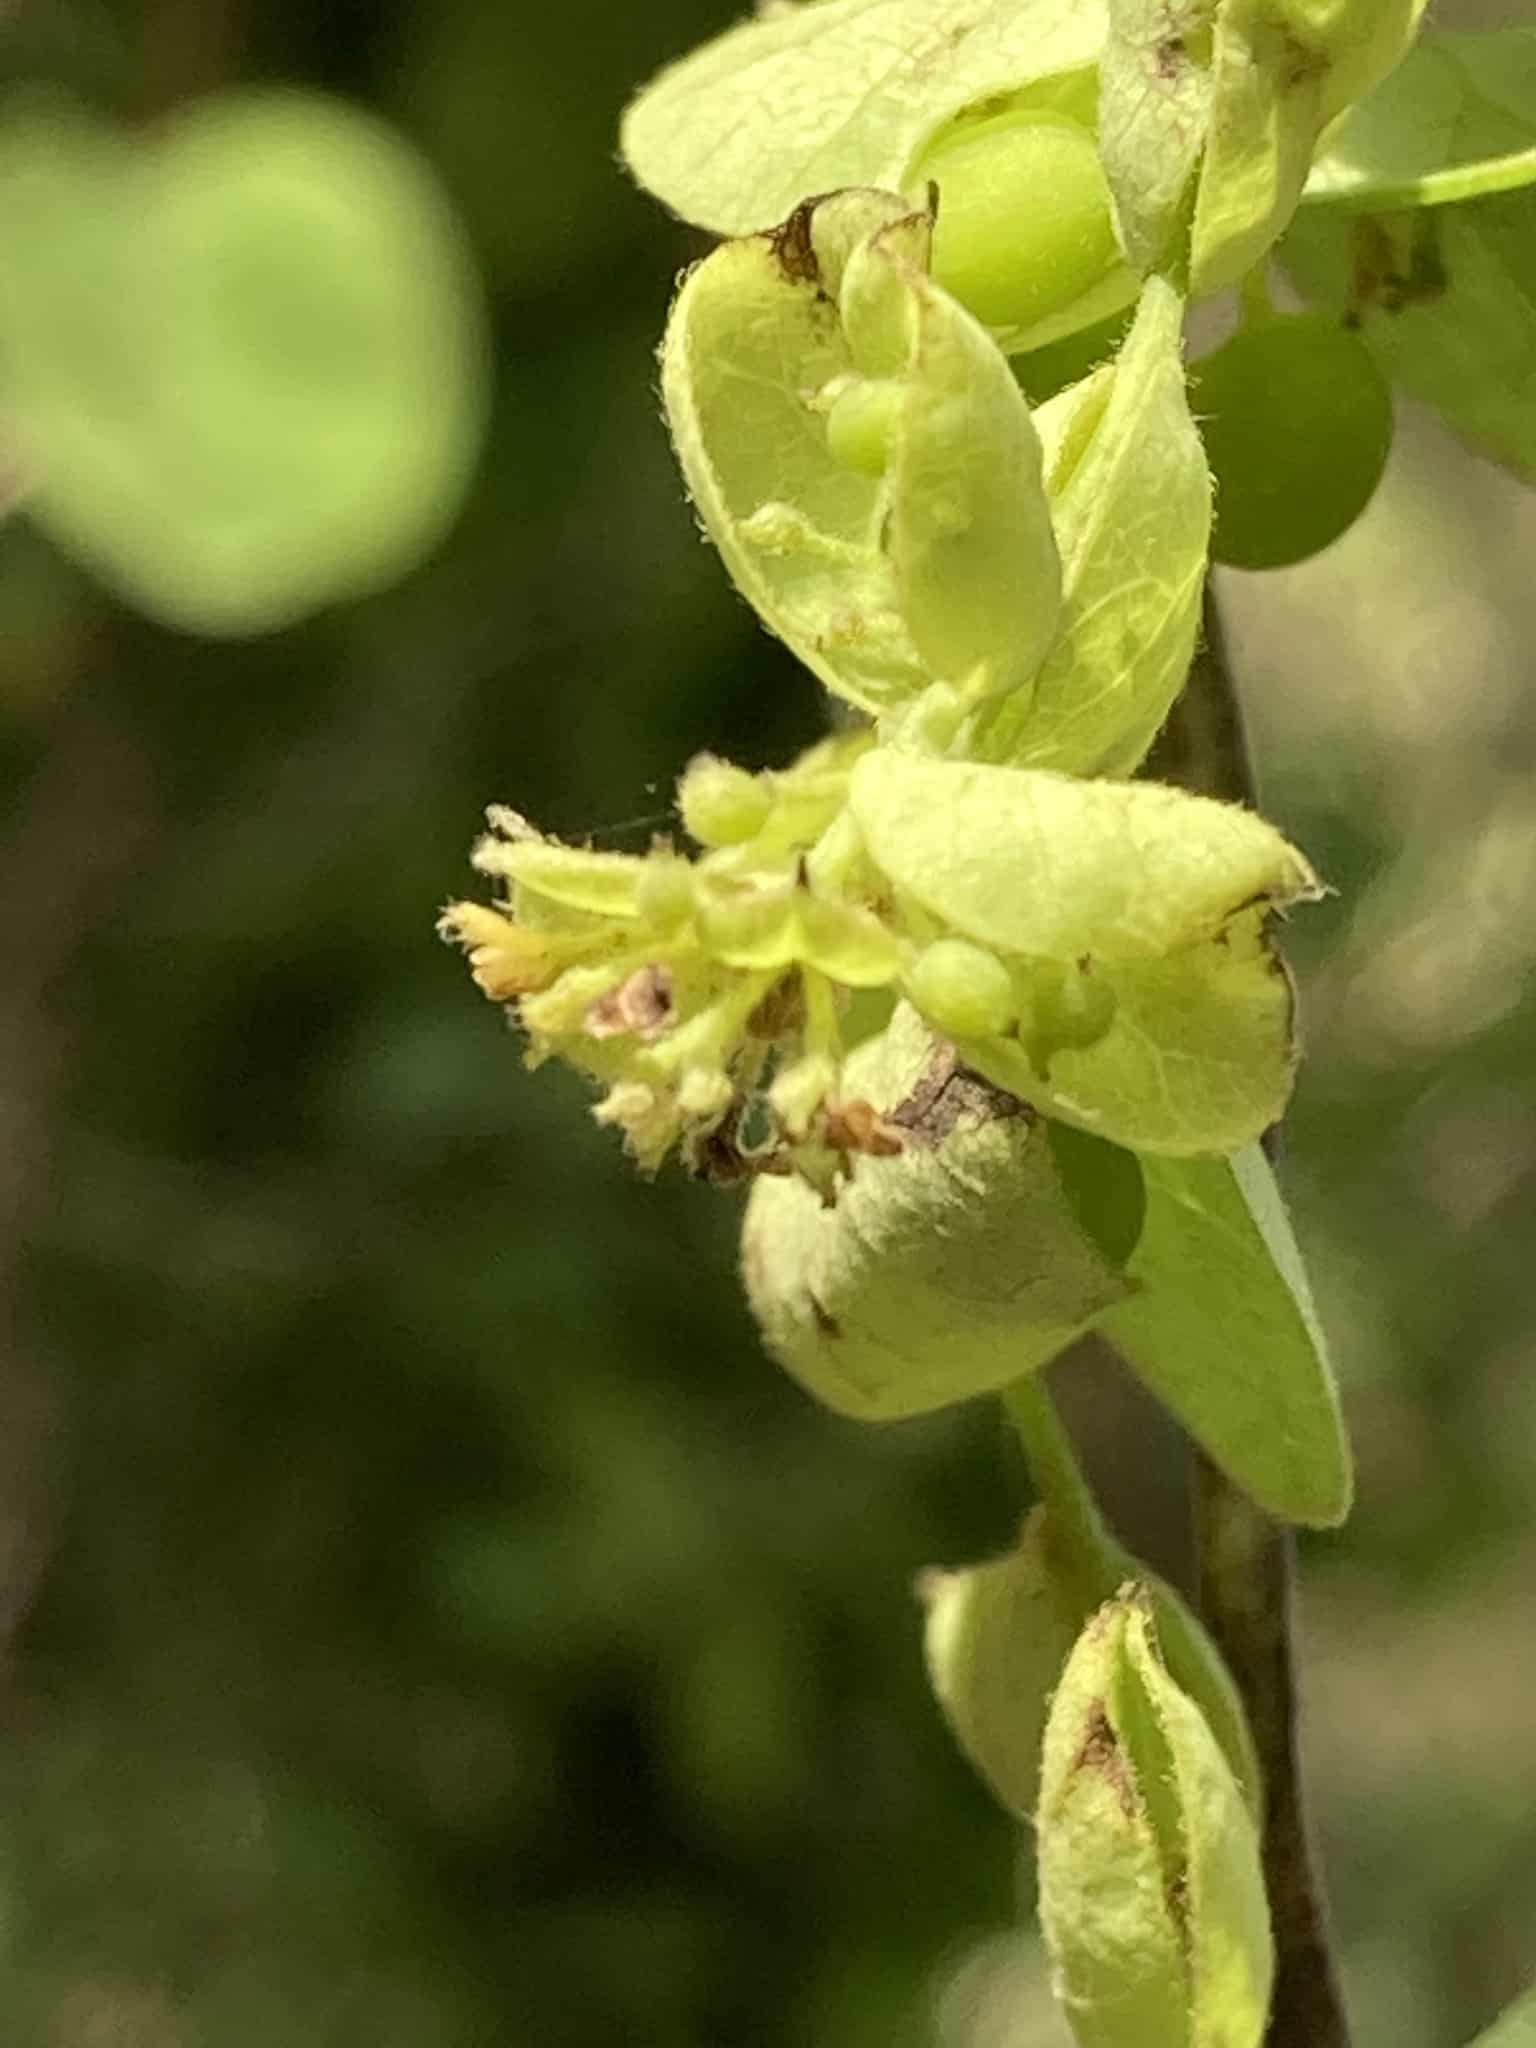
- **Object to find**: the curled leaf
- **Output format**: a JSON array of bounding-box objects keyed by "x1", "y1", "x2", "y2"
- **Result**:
[
  {"x1": 1190, "y1": 0, "x2": 1427, "y2": 290},
  {"x1": 850, "y1": 752, "x2": 1316, "y2": 963},
  {"x1": 621, "y1": 0, "x2": 1105, "y2": 237},
  {"x1": 1190, "y1": 0, "x2": 1333, "y2": 293},
  {"x1": 661, "y1": 191, "x2": 1060, "y2": 714},
  {"x1": 966, "y1": 276, "x2": 1210, "y2": 778},
  {"x1": 1098, "y1": 0, "x2": 1214, "y2": 275}
]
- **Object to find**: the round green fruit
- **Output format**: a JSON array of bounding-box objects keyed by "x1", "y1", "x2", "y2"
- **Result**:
[
  {"x1": 911, "y1": 112, "x2": 1125, "y2": 341},
  {"x1": 909, "y1": 938, "x2": 1017, "y2": 1041},
  {"x1": 1195, "y1": 313, "x2": 1394, "y2": 571}
]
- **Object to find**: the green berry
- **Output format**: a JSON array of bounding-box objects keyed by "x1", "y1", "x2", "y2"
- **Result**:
[
  {"x1": 679, "y1": 754, "x2": 772, "y2": 847},
  {"x1": 1196, "y1": 313, "x2": 1394, "y2": 571},
  {"x1": 912, "y1": 112, "x2": 1123, "y2": 338},
  {"x1": 909, "y1": 938, "x2": 1017, "y2": 1040},
  {"x1": 825, "y1": 377, "x2": 903, "y2": 478}
]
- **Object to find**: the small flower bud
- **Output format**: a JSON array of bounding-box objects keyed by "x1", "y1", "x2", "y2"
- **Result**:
[
  {"x1": 1038, "y1": 1593, "x2": 1273, "y2": 2048},
  {"x1": 679, "y1": 753, "x2": 773, "y2": 847},
  {"x1": 923, "y1": 1516, "x2": 1258, "y2": 1825},
  {"x1": 908, "y1": 938, "x2": 1017, "y2": 1040}
]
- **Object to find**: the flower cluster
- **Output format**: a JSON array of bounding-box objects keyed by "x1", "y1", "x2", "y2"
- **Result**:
[
  {"x1": 443, "y1": 733, "x2": 907, "y2": 1195},
  {"x1": 444, "y1": 175, "x2": 1329, "y2": 1187}
]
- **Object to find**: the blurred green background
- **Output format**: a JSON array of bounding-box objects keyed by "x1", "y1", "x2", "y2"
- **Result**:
[{"x1": 1, "y1": 3, "x2": 1534, "y2": 2044}]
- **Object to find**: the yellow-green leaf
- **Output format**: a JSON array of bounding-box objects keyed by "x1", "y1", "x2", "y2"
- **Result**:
[
  {"x1": 966, "y1": 277, "x2": 1210, "y2": 777},
  {"x1": 1304, "y1": 28, "x2": 1536, "y2": 212},
  {"x1": 0, "y1": 89, "x2": 486, "y2": 636},
  {"x1": 661, "y1": 193, "x2": 1060, "y2": 713},
  {"x1": 849, "y1": 753, "x2": 1317, "y2": 963},
  {"x1": 957, "y1": 907, "x2": 1303, "y2": 1155},
  {"x1": 621, "y1": 0, "x2": 1105, "y2": 237},
  {"x1": 1283, "y1": 190, "x2": 1536, "y2": 485},
  {"x1": 1103, "y1": 1146, "x2": 1353, "y2": 1526},
  {"x1": 1098, "y1": 0, "x2": 1212, "y2": 273}
]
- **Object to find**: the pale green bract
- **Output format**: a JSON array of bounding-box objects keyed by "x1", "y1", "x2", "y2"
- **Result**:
[
  {"x1": 1278, "y1": 0, "x2": 1428, "y2": 127},
  {"x1": 963, "y1": 275, "x2": 1210, "y2": 778},
  {"x1": 1037, "y1": 1594, "x2": 1273, "y2": 2048},
  {"x1": 1304, "y1": 29, "x2": 1536, "y2": 211},
  {"x1": 923, "y1": 1507, "x2": 1259, "y2": 1823},
  {"x1": 850, "y1": 753, "x2": 1315, "y2": 964},
  {"x1": 959, "y1": 914, "x2": 1304, "y2": 1156},
  {"x1": 1097, "y1": 0, "x2": 1212, "y2": 274},
  {"x1": 620, "y1": 0, "x2": 1105, "y2": 239},
  {"x1": 1099, "y1": 0, "x2": 1427, "y2": 291},
  {"x1": 1283, "y1": 191, "x2": 1536, "y2": 485},
  {"x1": 0, "y1": 90, "x2": 486, "y2": 636},
  {"x1": 661, "y1": 189, "x2": 1062, "y2": 715},
  {"x1": 740, "y1": 1004, "x2": 1132, "y2": 1419},
  {"x1": 1103, "y1": 1146, "x2": 1352, "y2": 1526},
  {"x1": 1188, "y1": 0, "x2": 1337, "y2": 293},
  {"x1": 849, "y1": 752, "x2": 1317, "y2": 1153}
]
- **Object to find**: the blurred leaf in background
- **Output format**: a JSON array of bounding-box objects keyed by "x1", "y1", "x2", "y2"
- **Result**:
[
  {"x1": 0, "y1": 85, "x2": 486, "y2": 633},
  {"x1": 0, "y1": 3, "x2": 1533, "y2": 2047}
]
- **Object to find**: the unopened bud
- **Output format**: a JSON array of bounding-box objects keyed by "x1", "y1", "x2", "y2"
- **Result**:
[
  {"x1": 909, "y1": 938, "x2": 1017, "y2": 1040},
  {"x1": 679, "y1": 754, "x2": 773, "y2": 847},
  {"x1": 923, "y1": 1515, "x2": 1258, "y2": 1825},
  {"x1": 742, "y1": 1004, "x2": 1132, "y2": 1420},
  {"x1": 1038, "y1": 1593, "x2": 1273, "y2": 2048}
]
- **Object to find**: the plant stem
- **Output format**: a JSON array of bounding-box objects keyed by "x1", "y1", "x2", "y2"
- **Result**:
[
  {"x1": 1001, "y1": 1371, "x2": 1111, "y2": 1568},
  {"x1": 1151, "y1": 584, "x2": 1352, "y2": 2048}
]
